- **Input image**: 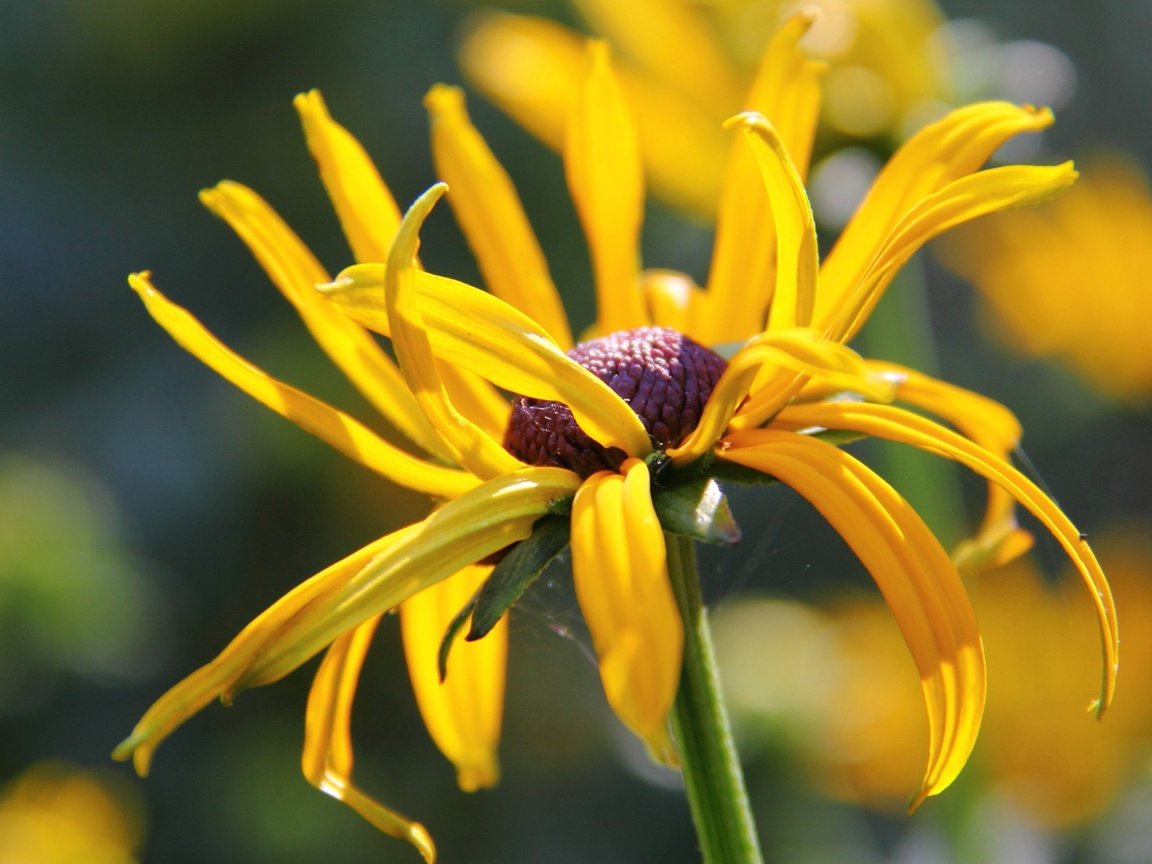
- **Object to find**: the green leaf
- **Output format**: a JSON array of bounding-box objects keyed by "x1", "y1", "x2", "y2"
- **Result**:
[
  {"x1": 653, "y1": 477, "x2": 742, "y2": 545},
  {"x1": 466, "y1": 514, "x2": 571, "y2": 642}
]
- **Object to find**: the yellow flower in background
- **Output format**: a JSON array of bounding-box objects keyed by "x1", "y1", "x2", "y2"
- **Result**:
[
  {"x1": 0, "y1": 762, "x2": 143, "y2": 864},
  {"x1": 115, "y1": 17, "x2": 1116, "y2": 860},
  {"x1": 939, "y1": 155, "x2": 1152, "y2": 402},
  {"x1": 724, "y1": 527, "x2": 1152, "y2": 828},
  {"x1": 459, "y1": 0, "x2": 949, "y2": 215}
]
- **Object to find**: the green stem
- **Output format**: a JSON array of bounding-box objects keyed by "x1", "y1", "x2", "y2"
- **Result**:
[{"x1": 666, "y1": 533, "x2": 763, "y2": 864}]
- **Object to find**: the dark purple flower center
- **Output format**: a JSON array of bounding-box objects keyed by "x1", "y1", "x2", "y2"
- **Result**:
[{"x1": 503, "y1": 326, "x2": 728, "y2": 477}]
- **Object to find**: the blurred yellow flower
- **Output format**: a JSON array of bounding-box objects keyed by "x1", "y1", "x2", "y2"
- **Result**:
[
  {"x1": 116, "y1": 16, "x2": 1115, "y2": 860},
  {"x1": 977, "y1": 527, "x2": 1152, "y2": 828},
  {"x1": 0, "y1": 763, "x2": 143, "y2": 864},
  {"x1": 460, "y1": 0, "x2": 950, "y2": 215},
  {"x1": 723, "y1": 527, "x2": 1151, "y2": 827},
  {"x1": 940, "y1": 155, "x2": 1152, "y2": 402}
]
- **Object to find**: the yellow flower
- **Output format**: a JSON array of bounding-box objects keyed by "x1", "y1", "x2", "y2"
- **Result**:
[
  {"x1": 459, "y1": 0, "x2": 950, "y2": 215},
  {"x1": 939, "y1": 154, "x2": 1152, "y2": 402},
  {"x1": 0, "y1": 762, "x2": 144, "y2": 864},
  {"x1": 976, "y1": 527, "x2": 1152, "y2": 828},
  {"x1": 116, "y1": 19, "x2": 1116, "y2": 861}
]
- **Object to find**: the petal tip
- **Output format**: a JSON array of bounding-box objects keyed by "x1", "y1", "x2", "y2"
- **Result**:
[
  {"x1": 424, "y1": 83, "x2": 464, "y2": 114},
  {"x1": 906, "y1": 785, "x2": 931, "y2": 814},
  {"x1": 792, "y1": 5, "x2": 822, "y2": 27},
  {"x1": 292, "y1": 89, "x2": 323, "y2": 112}
]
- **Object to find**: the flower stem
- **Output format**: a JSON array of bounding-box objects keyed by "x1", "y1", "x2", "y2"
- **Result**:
[{"x1": 666, "y1": 533, "x2": 763, "y2": 864}]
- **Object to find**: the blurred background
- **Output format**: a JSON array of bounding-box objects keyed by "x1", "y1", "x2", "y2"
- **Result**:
[{"x1": 1, "y1": 0, "x2": 1150, "y2": 862}]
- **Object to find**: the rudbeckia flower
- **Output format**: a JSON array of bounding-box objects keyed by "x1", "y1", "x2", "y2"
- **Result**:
[
  {"x1": 116, "y1": 18, "x2": 1117, "y2": 862},
  {"x1": 459, "y1": 0, "x2": 950, "y2": 215},
  {"x1": 939, "y1": 154, "x2": 1152, "y2": 402}
]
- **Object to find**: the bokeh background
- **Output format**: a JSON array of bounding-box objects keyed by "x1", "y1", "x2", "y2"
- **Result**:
[{"x1": 2, "y1": 0, "x2": 1150, "y2": 862}]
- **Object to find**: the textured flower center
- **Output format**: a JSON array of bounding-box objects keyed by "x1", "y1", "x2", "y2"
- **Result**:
[{"x1": 504, "y1": 327, "x2": 728, "y2": 477}]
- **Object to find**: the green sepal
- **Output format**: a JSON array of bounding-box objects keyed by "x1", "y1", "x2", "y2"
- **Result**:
[
  {"x1": 437, "y1": 594, "x2": 479, "y2": 683},
  {"x1": 467, "y1": 514, "x2": 571, "y2": 642},
  {"x1": 653, "y1": 477, "x2": 742, "y2": 545}
]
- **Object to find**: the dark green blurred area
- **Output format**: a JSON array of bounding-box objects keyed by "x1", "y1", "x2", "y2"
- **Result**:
[{"x1": 1, "y1": 0, "x2": 1150, "y2": 862}]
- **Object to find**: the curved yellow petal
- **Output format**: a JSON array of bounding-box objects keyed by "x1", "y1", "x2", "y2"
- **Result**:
[
  {"x1": 571, "y1": 459, "x2": 681, "y2": 763},
  {"x1": 436, "y1": 364, "x2": 513, "y2": 444},
  {"x1": 198, "y1": 180, "x2": 445, "y2": 459},
  {"x1": 401, "y1": 563, "x2": 506, "y2": 792},
  {"x1": 826, "y1": 162, "x2": 1079, "y2": 342},
  {"x1": 384, "y1": 185, "x2": 525, "y2": 479},
  {"x1": 725, "y1": 112, "x2": 818, "y2": 332},
  {"x1": 113, "y1": 467, "x2": 581, "y2": 776},
  {"x1": 425, "y1": 84, "x2": 572, "y2": 348},
  {"x1": 770, "y1": 400, "x2": 1119, "y2": 716},
  {"x1": 719, "y1": 430, "x2": 986, "y2": 806},
  {"x1": 565, "y1": 41, "x2": 648, "y2": 333},
  {"x1": 702, "y1": 12, "x2": 822, "y2": 345},
  {"x1": 817, "y1": 102, "x2": 1059, "y2": 332},
  {"x1": 324, "y1": 265, "x2": 652, "y2": 458},
  {"x1": 303, "y1": 614, "x2": 380, "y2": 784},
  {"x1": 293, "y1": 89, "x2": 402, "y2": 263},
  {"x1": 128, "y1": 273, "x2": 475, "y2": 499},
  {"x1": 667, "y1": 329, "x2": 893, "y2": 465},
  {"x1": 868, "y1": 361, "x2": 1032, "y2": 569},
  {"x1": 303, "y1": 615, "x2": 437, "y2": 864}
]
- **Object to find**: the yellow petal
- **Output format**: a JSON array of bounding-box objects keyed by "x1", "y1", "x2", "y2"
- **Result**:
[
  {"x1": 719, "y1": 429, "x2": 986, "y2": 806},
  {"x1": 425, "y1": 85, "x2": 573, "y2": 348},
  {"x1": 702, "y1": 12, "x2": 822, "y2": 345},
  {"x1": 867, "y1": 361, "x2": 1032, "y2": 569},
  {"x1": 292, "y1": 91, "x2": 509, "y2": 440},
  {"x1": 572, "y1": 0, "x2": 741, "y2": 112},
  {"x1": 571, "y1": 459, "x2": 681, "y2": 763},
  {"x1": 770, "y1": 401, "x2": 1119, "y2": 717},
  {"x1": 303, "y1": 615, "x2": 438, "y2": 864},
  {"x1": 458, "y1": 12, "x2": 584, "y2": 156},
  {"x1": 538, "y1": 0, "x2": 742, "y2": 208},
  {"x1": 292, "y1": 89, "x2": 402, "y2": 263},
  {"x1": 401, "y1": 563, "x2": 506, "y2": 792},
  {"x1": 243, "y1": 467, "x2": 582, "y2": 689},
  {"x1": 114, "y1": 527, "x2": 409, "y2": 776},
  {"x1": 128, "y1": 273, "x2": 475, "y2": 499},
  {"x1": 459, "y1": 12, "x2": 726, "y2": 218},
  {"x1": 198, "y1": 180, "x2": 445, "y2": 459},
  {"x1": 324, "y1": 265, "x2": 652, "y2": 458},
  {"x1": 667, "y1": 328, "x2": 893, "y2": 465},
  {"x1": 739, "y1": 10, "x2": 823, "y2": 182},
  {"x1": 113, "y1": 466, "x2": 581, "y2": 775},
  {"x1": 435, "y1": 363, "x2": 512, "y2": 443},
  {"x1": 565, "y1": 41, "x2": 648, "y2": 333},
  {"x1": 817, "y1": 102, "x2": 1059, "y2": 334},
  {"x1": 641, "y1": 269, "x2": 705, "y2": 337},
  {"x1": 725, "y1": 112, "x2": 819, "y2": 331},
  {"x1": 826, "y1": 162, "x2": 1079, "y2": 342},
  {"x1": 384, "y1": 185, "x2": 525, "y2": 479}
]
